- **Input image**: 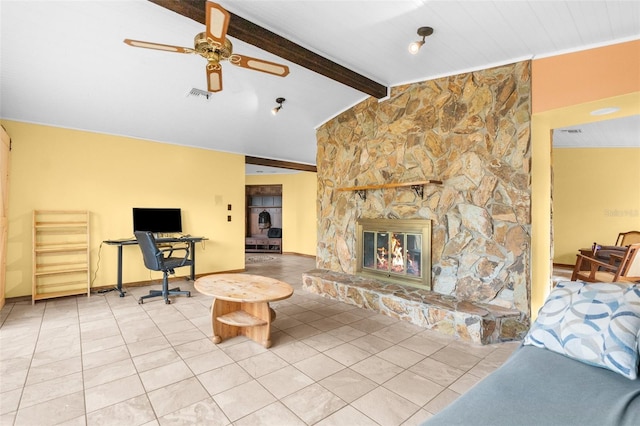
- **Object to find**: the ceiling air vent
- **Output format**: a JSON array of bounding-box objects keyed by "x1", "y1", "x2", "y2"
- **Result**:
[{"x1": 187, "y1": 88, "x2": 212, "y2": 99}]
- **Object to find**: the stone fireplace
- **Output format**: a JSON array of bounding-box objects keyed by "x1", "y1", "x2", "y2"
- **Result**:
[
  {"x1": 356, "y1": 218, "x2": 431, "y2": 290},
  {"x1": 307, "y1": 61, "x2": 532, "y2": 343}
]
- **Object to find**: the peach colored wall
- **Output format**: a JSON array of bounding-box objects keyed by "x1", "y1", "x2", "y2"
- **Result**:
[{"x1": 532, "y1": 40, "x2": 640, "y2": 113}]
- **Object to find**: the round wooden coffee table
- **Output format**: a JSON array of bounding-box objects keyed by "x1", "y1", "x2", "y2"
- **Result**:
[{"x1": 194, "y1": 273, "x2": 293, "y2": 348}]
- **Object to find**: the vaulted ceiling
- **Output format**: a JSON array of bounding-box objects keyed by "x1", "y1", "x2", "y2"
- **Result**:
[{"x1": 1, "y1": 1, "x2": 639, "y2": 173}]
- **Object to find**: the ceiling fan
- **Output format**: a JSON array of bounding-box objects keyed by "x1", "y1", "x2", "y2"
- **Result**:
[{"x1": 124, "y1": 1, "x2": 290, "y2": 93}]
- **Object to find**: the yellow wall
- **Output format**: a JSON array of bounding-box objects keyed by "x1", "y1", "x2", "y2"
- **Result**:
[
  {"x1": 246, "y1": 172, "x2": 317, "y2": 257},
  {"x1": 2, "y1": 120, "x2": 246, "y2": 298},
  {"x1": 553, "y1": 147, "x2": 640, "y2": 265},
  {"x1": 530, "y1": 39, "x2": 640, "y2": 318},
  {"x1": 530, "y1": 116, "x2": 553, "y2": 321}
]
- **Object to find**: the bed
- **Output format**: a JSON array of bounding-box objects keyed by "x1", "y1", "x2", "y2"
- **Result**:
[{"x1": 424, "y1": 281, "x2": 640, "y2": 426}]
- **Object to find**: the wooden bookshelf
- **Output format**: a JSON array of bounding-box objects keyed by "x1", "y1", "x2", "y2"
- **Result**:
[{"x1": 32, "y1": 210, "x2": 90, "y2": 304}]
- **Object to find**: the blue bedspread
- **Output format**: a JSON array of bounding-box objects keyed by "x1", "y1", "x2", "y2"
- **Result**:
[{"x1": 423, "y1": 345, "x2": 640, "y2": 426}]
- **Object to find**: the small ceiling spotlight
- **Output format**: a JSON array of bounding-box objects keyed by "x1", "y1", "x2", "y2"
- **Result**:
[
  {"x1": 408, "y1": 26, "x2": 434, "y2": 55},
  {"x1": 271, "y1": 97, "x2": 285, "y2": 115}
]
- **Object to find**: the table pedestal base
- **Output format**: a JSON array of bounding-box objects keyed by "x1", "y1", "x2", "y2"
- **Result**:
[
  {"x1": 210, "y1": 298, "x2": 275, "y2": 348},
  {"x1": 195, "y1": 273, "x2": 292, "y2": 349}
]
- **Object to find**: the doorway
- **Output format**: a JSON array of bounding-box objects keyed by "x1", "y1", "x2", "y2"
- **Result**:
[
  {"x1": 0, "y1": 125, "x2": 10, "y2": 309},
  {"x1": 551, "y1": 115, "x2": 640, "y2": 285},
  {"x1": 550, "y1": 114, "x2": 640, "y2": 274}
]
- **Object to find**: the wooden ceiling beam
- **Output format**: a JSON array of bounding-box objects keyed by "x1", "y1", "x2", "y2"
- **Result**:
[
  {"x1": 246, "y1": 156, "x2": 317, "y2": 173},
  {"x1": 148, "y1": 0, "x2": 388, "y2": 99}
]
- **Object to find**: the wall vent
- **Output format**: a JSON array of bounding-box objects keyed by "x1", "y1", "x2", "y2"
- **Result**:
[{"x1": 187, "y1": 88, "x2": 212, "y2": 99}]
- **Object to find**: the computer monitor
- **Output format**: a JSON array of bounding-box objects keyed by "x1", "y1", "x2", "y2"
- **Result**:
[{"x1": 132, "y1": 208, "x2": 182, "y2": 234}]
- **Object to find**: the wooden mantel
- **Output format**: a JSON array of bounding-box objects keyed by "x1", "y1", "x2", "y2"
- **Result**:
[{"x1": 338, "y1": 180, "x2": 442, "y2": 200}]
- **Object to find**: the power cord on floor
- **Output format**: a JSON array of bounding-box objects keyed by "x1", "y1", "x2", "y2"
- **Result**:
[
  {"x1": 93, "y1": 242, "x2": 119, "y2": 295},
  {"x1": 91, "y1": 242, "x2": 103, "y2": 290}
]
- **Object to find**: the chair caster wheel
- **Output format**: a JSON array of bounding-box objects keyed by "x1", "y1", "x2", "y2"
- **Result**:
[
  {"x1": 138, "y1": 299, "x2": 143, "y2": 304},
  {"x1": 165, "y1": 299, "x2": 171, "y2": 304},
  {"x1": 119, "y1": 293, "x2": 125, "y2": 298}
]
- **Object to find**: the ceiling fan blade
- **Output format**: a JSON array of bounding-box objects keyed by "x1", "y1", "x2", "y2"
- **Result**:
[
  {"x1": 207, "y1": 65, "x2": 223, "y2": 92},
  {"x1": 231, "y1": 55, "x2": 290, "y2": 77},
  {"x1": 124, "y1": 39, "x2": 194, "y2": 54},
  {"x1": 206, "y1": 2, "x2": 230, "y2": 45}
]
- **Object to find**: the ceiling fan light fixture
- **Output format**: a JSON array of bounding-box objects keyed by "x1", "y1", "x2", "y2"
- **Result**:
[
  {"x1": 409, "y1": 26, "x2": 433, "y2": 55},
  {"x1": 123, "y1": 2, "x2": 290, "y2": 94},
  {"x1": 272, "y1": 97, "x2": 285, "y2": 115}
]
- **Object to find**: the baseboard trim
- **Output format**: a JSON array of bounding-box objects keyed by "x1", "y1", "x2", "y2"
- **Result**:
[
  {"x1": 98, "y1": 269, "x2": 248, "y2": 291},
  {"x1": 553, "y1": 263, "x2": 574, "y2": 269},
  {"x1": 3, "y1": 295, "x2": 32, "y2": 304},
  {"x1": 5, "y1": 253, "x2": 317, "y2": 304},
  {"x1": 281, "y1": 252, "x2": 316, "y2": 259}
]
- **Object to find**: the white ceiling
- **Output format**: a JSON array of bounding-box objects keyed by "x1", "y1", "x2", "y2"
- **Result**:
[{"x1": 1, "y1": 1, "x2": 639, "y2": 171}]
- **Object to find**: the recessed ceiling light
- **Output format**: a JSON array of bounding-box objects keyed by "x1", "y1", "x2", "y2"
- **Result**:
[{"x1": 590, "y1": 107, "x2": 620, "y2": 116}]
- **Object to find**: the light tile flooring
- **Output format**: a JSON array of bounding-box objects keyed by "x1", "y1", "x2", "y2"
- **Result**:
[
  {"x1": 552, "y1": 265, "x2": 573, "y2": 286},
  {"x1": 1, "y1": 254, "x2": 520, "y2": 426}
]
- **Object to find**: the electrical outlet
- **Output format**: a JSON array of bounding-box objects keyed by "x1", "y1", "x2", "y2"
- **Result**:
[
  {"x1": 227, "y1": 215, "x2": 231, "y2": 222},
  {"x1": 227, "y1": 204, "x2": 232, "y2": 210}
]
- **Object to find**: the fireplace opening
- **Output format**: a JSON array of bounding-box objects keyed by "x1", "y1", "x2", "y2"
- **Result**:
[{"x1": 356, "y1": 218, "x2": 432, "y2": 290}]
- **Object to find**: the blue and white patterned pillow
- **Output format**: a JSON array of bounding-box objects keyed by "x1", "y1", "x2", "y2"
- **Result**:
[{"x1": 524, "y1": 281, "x2": 640, "y2": 379}]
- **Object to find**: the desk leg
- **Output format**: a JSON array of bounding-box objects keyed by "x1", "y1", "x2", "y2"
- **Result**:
[
  {"x1": 190, "y1": 241, "x2": 196, "y2": 280},
  {"x1": 115, "y1": 245, "x2": 126, "y2": 297}
]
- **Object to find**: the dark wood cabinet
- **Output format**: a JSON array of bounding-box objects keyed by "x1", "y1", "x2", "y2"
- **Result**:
[
  {"x1": 245, "y1": 237, "x2": 282, "y2": 253},
  {"x1": 246, "y1": 185, "x2": 282, "y2": 253}
]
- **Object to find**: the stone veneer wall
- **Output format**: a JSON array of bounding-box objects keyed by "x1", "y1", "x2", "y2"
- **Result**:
[{"x1": 316, "y1": 61, "x2": 532, "y2": 332}]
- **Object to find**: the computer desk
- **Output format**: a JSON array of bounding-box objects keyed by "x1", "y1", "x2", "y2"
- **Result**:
[{"x1": 103, "y1": 236, "x2": 207, "y2": 296}]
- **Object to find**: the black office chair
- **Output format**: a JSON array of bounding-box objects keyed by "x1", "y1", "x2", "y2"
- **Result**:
[{"x1": 134, "y1": 231, "x2": 192, "y2": 304}]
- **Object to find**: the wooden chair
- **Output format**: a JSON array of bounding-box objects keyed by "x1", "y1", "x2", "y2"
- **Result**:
[
  {"x1": 616, "y1": 231, "x2": 640, "y2": 246},
  {"x1": 571, "y1": 243, "x2": 640, "y2": 283},
  {"x1": 589, "y1": 230, "x2": 640, "y2": 263}
]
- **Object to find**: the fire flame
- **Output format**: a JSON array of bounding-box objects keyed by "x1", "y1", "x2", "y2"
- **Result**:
[
  {"x1": 364, "y1": 230, "x2": 421, "y2": 278},
  {"x1": 390, "y1": 234, "x2": 405, "y2": 272}
]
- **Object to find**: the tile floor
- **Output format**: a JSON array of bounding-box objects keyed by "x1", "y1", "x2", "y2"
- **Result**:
[
  {"x1": 0, "y1": 254, "x2": 520, "y2": 426},
  {"x1": 552, "y1": 265, "x2": 573, "y2": 286}
]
